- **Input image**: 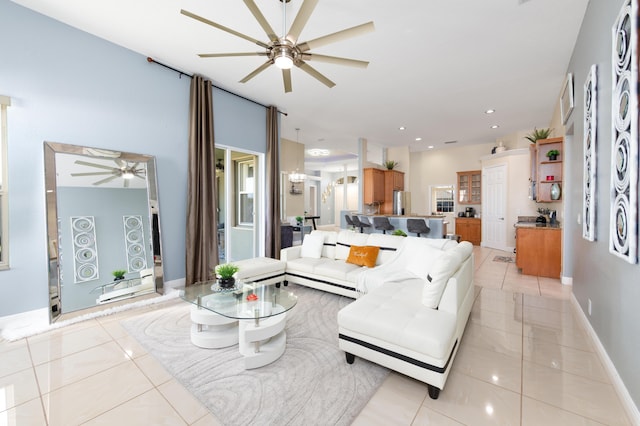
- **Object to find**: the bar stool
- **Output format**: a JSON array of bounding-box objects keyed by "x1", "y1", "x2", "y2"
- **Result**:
[
  {"x1": 344, "y1": 214, "x2": 356, "y2": 229},
  {"x1": 407, "y1": 218, "x2": 430, "y2": 237},
  {"x1": 373, "y1": 216, "x2": 394, "y2": 234},
  {"x1": 351, "y1": 216, "x2": 371, "y2": 233}
]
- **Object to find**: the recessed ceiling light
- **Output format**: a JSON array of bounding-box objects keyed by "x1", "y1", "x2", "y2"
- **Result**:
[
  {"x1": 399, "y1": 126, "x2": 406, "y2": 130},
  {"x1": 490, "y1": 125, "x2": 500, "y2": 129},
  {"x1": 428, "y1": 145, "x2": 434, "y2": 149},
  {"x1": 415, "y1": 137, "x2": 422, "y2": 141},
  {"x1": 485, "y1": 109, "x2": 496, "y2": 114}
]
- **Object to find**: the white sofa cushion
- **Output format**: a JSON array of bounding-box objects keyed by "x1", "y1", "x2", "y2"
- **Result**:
[
  {"x1": 338, "y1": 279, "x2": 457, "y2": 361},
  {"x1": 422, "y1": 241, "x2": 473, "y2": 308},
  {"x1": 286, "y1": 257, "x2": 329, "y2": 274},
  {"x1": 300, "y1": 233, "x2": 324, "y2": 259},
  {"x1": 365, "y1": 233, "x2": 405, "y2": 265},
  {"x1": 315, "y1": 259, "x2": 364, "y2": 281},
  {"x1": 335, "y1": 230, "x2": 369, "y2": 260}
]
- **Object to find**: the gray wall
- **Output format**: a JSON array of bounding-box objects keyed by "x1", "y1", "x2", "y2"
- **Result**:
[
  {"x1": 57, "y1": 187, "x2": 152, "y2": 312},
  {"x1": 565, "y1": 0, "x2": 640, "y2": 409},
  {"x1": 0, "y1": 0, "x2": 267, "y2": 317}
]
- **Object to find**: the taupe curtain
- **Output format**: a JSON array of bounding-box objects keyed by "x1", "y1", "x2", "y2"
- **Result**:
[
  {"x1": 185, "y1": 75, "x2": 218, "y2": 285},
  {"x1": 265, "y1": 106, "x2": 281, "y2": 258}
]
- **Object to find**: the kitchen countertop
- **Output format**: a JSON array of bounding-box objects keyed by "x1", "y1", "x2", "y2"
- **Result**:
[{"x1": 514, "y1": 222, "x2": 561, "y2": 229}]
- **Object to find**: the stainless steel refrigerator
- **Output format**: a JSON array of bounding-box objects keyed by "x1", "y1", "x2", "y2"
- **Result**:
[{"x1": 393, "y1": 191, "x2": 411, "y2": 215}]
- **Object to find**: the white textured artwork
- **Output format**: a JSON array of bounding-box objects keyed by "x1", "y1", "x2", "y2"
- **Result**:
[
  {"x1": 610, "y1": 0, "x2": 638, "y2": 263},
  {"x1": 583, "y1": 65, "x2": 597, "y2": 242},
  {"x1": 71, "y1": 216, "x2": 99, "y2": 282},
  {"x1": 123, "y1": 215, "x2": 147, "y2": 273}
]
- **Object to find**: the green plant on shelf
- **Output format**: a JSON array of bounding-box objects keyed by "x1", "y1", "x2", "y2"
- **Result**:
[
  {"x1": 525, "y1": 127, "x2": 553, "y2": 144},
  {"x1": 546, "y1": 149, "x2": 560, "y2": 160}
]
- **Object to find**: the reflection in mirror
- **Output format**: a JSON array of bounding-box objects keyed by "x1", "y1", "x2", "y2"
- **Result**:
[{"x1": 44, "y1": 142, "x2": 163, "y2": 322}]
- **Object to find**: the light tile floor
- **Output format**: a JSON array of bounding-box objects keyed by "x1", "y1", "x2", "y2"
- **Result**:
[{"x1": 0, "y1": 247, "x2": 632, "y2": 425}]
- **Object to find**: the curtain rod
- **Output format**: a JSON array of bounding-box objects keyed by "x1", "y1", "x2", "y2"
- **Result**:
[{"x1": 147, "y1": 57, "x2": 287, "y2": 116}]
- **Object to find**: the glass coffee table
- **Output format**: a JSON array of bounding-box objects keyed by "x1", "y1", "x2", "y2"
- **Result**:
[{"x1": 180, "y1": 280, "x2": 297, "y2": 369}]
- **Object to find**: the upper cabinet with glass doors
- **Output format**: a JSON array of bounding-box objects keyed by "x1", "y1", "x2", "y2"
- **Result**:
[{"x1": 457, "y1": 170, "x2": 481, "y2": 204}]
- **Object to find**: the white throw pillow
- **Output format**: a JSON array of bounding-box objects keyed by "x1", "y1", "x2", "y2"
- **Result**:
[
  {"x1": 300, "y1": 233, "x2": 324, "y2": 259},
  {"x1": 422, "y1": 241, "x2": 473, "y2": 308}
]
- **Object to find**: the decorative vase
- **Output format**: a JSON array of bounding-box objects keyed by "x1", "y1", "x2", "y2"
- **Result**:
[
  {"x1": 218, "y1": 277, "x2": 235, "y2": 289},
  {"x1": 114, "y1": 276, "x2": 124, "y2": 281},
  {"x1": 550, "y1": 183, "x2": 561, "y2": 200},
  {"x1": 549, "y1": 155, "x2": 558, "y2": 161}
]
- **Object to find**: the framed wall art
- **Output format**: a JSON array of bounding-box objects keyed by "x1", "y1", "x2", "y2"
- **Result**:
[
  {"x1": 610, "y1": 0, "x2": 638, "y2": 264},
  {"x1": 561, "y1": 73, "x2": 575, "y2": 124},
  {"x1": 71, "y1": 216, "x2": 99, "y2": 282},
  {"x1": 583, "y1": 65, "x2": 597, "y2": 242}
]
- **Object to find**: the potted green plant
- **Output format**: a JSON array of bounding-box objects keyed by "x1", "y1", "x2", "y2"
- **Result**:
[
  {"x1": 525, "y1": 127, "x2": 553, "y2": 144},
  {"x1": 295, "y1": 215, "x2": 304, "y2": 226},
  {"x1": 392, "y1": 229, "x2": 407, "y2": 237},
  {"x1": 214, "y1": 263, "x2": 239, "y2": 288},
  {"x1": 112, "y1": 269, "x2": 127, "y2": 281},
  {"x1": 546, "y1": 149, "x2": 560, "y2": 161},
  {"x1": 384, "y1": 160, "x2": 398, "y2": 170}
]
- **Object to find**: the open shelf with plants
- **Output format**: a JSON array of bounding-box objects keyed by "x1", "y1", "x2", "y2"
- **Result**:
[{"x1": 536, "y1": 137, "x2": 563, "y2": 202}]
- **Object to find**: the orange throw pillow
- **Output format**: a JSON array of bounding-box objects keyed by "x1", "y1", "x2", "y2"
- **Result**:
[{"x1": 346, "y1": 245, "x2": 380, "y2": 268}]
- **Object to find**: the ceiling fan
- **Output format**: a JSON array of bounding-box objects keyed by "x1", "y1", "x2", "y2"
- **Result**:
[
  {"x1": 180, "y1": 0, "x2": 374, "y2": 93},
  {"x1": 71, "y1": 159, "x2": 146, "y2": 188}
]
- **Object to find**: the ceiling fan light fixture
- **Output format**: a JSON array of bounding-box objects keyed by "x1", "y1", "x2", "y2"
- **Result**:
[
  {"x1": 274, "y1": 48, "x2": 294, "y2": 69},
  {"x1": 122, "y1": 170, "x2": 135, "y2": 179}
]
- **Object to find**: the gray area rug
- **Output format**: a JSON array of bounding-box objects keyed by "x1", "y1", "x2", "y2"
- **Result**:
[
  {"x1": 493, "y1": 255, "x2": 515, "y2": 263},
  {"x1": 121, "y1": 284, "x2": 388, "y2": 426}
]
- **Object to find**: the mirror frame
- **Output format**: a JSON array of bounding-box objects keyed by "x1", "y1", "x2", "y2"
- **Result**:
[{"x1": 44, "y1": 141, "x2": 164, "y2": 322}]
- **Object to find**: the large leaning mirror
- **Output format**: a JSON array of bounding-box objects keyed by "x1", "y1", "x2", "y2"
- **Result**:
[{"x1": 44, "y1": 142, "x2": 164, "y2": 322}]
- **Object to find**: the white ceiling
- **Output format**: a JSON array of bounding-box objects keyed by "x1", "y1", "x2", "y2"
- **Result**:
[{"x1": 14, "y1": 0, "x2": 588, "y2": 169}]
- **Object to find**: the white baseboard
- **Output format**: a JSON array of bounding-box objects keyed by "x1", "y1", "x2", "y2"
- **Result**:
[
  {"x1": 0, "y1": 308, "x2": 49, "y2": 336},
  {"x1": 571, "y1": 294, "x2": 640, "y2": 424},
  {"x1": 561, "y1": 276, "x2": 573, "y2": 285},
  {"x1": 164, "y1": 277, "x2": 185, "y2": 290}
]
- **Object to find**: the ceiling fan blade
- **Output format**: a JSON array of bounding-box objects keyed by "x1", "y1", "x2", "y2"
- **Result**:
[
  {"x1": 298, "y1": 21, "x2": 375, "y2": 52},
  {"x1": 283, "y1": 68, "x2": 292, "y2": 93},
  {"x1": 114, "y1": 159, "x2": 126, "y2": 167},
  {"x1": 297, "y1": 61, "x2": 335, "y2": 88},
  {"x1": 286, "y1": 0, "x2": 319, "y2": 44},
  {"x1": 300, "y1": 53, "x2": 369, "y2": 68},
  {"x1": 71, "y1": 172, "x2": 115, "y2": 177},
  {"x1": 242, "y1": 0, "x2": 278, "y2": 43},
  {"x1": 180, "y1": 9, "x2": 269, "y2": 49},
  {"x1": 93, "y1": 175, "x2": 119, "y2": 186},
  {"x1": 75, "y1": 160, "x2": 116, "y2": 171},
  {"x1": 198, "y1": 52, "x2": 267, "y2": 58},
  {"x1": 239, "y1": 60, "x2": 273, "y2": 83}
]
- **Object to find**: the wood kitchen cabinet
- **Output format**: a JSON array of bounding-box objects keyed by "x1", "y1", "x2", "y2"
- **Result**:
[
  {"x1": 363, "y1": 168, "x2": 385, "y2": 204},
  {"x1": 457, "y1": 170, "x2": 481, "y2": 204},
  {"x1": 515, "y1": 227, "x2": 561, "y2": 278},
  {"x1": 381, "y1": 170, "x2": 404, "y2": 214},
  {"x1": 456, "y1": 217, "x2": 481, "y2": 245}
]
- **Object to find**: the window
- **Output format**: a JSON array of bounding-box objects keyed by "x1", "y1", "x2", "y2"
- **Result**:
[
  {"x1": 237, "y1": 159, "x2": 254, "y2": 226},
  {"x1": 432, "y1": 185, "x2": 454, "y2": 214},
  {"x1": 0, "y1": 95, "x2": 10, "y2": 270}
]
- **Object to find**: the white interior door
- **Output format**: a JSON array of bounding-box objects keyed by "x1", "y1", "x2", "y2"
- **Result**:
[{"x1": 482, "y1": 164, "x2": 507, "y2": 250}]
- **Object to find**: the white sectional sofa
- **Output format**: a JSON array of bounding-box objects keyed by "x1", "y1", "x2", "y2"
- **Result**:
[{"x1": 280, "y1": 229, "x2": 474, "y2": 399}]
